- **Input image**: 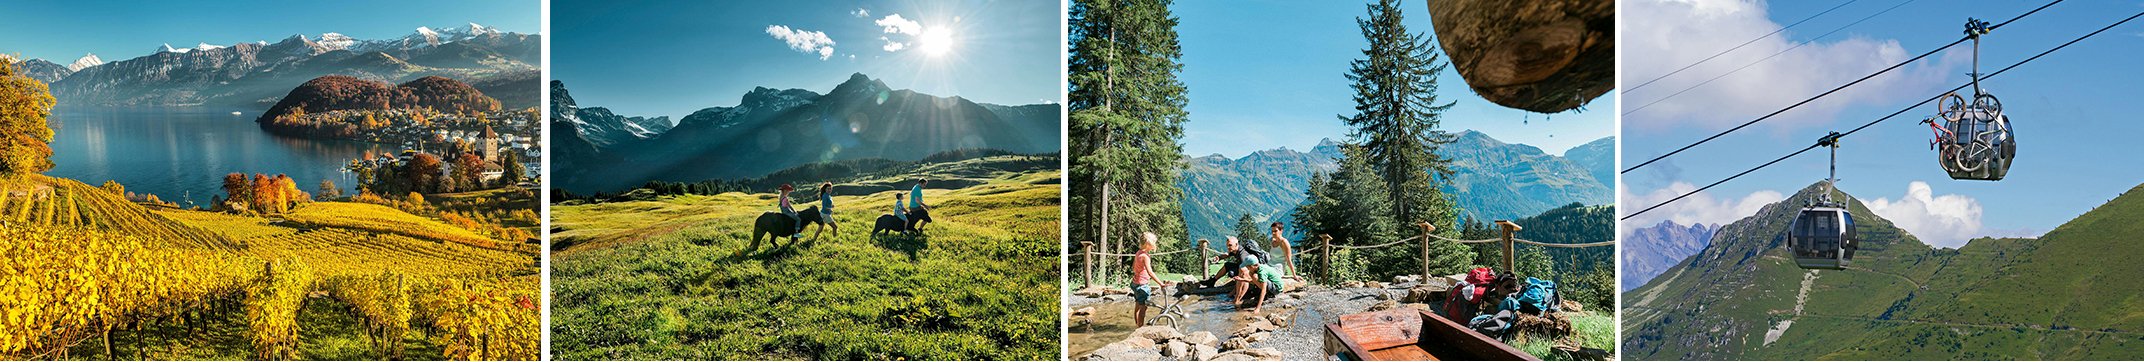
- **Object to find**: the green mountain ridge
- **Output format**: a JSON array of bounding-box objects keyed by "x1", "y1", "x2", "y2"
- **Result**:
[{"x1": 1624, "y1": 181, "x2": 2144, "y2": 360}]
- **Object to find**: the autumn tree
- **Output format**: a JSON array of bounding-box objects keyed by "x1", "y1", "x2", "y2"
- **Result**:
[
  {"x1": 0, "y1": 60, "x2": 58, "y2": 175},
  {"x1": 222, "y1": 173, "x2": 252, "y2": 211},
  {"x1": 318, "y1": 179, "x2": 341, "y2": 200},
  {"x1": 453, "y1": 153, "x2": 487, "y2": 191},
  {"x1": 406, "y1": 153, "x2": 444, "y2": 193}
]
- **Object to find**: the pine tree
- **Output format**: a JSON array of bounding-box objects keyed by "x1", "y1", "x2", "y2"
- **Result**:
[
  {"x1": 1338, "y1": 0, "x2": 1471, "y2": 278},
  {"x1": 0, "y1": 60, "x2": 58, "y2": 175},
  {"x1": 1069, "y1": 0, "x2": 1191, "y2": 284}
]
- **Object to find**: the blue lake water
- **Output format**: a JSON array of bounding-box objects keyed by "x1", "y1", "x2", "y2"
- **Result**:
[{"x1": 48, "y1": 107, "x2": 385, "y2": 208}]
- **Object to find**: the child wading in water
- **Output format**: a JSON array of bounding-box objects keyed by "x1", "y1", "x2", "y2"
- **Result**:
[{"x1": 1131, "y1": 232, "x2": 1170, "y2": 326}]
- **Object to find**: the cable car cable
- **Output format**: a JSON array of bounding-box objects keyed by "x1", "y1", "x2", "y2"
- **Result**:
[
  {"x1": 1623, "y1": 0, "x2": 1915, "y2": 116},
  {"x1": 1621, "y1": 0, "x2": 2066, "y2": 175},
  {"x1": 1624, "y1": 8, "x2": 2144, "y2": 221},
  {"x1": 1626, "y1": 0, "x2": 1863, "y2": 93}
]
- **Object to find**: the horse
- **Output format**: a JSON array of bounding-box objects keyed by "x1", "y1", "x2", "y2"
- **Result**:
[
  {"x1": 872, "y1": 207, "x2": 933, "y2": 236},
  {"x1": 746, "y1": 205, "x2": 830, "y2": 254}
]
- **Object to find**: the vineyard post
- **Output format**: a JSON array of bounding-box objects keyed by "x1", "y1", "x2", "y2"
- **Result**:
[
  {"x1": 1196, "y1": 238, "x2": 1209, "y2": 278},
  {"x1": 1319, "y1": 234, "x2": 1334, "y2": 285},
  {"x1": 1496, "y1": 220, "x2": 1523, "y2": 273},
  {"x1": 1081, "y1": 241, "x2": 1094, "y2": 289},
  {"x1": 1419, "y1": 222, "x2": 1435, "y2": 284}
]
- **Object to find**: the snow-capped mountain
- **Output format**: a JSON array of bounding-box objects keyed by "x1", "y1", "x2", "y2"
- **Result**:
[
  {"x1": 66, "y1": 54, "x2": 104, "y2": 72},
  {"x1": 53, "y1": 23, "x2": 538, "y2": 107},
  {"x1": 8, "y1": 58, "x2": 72, "y2": 84},
  {"x1": 551, "y1": 73, "x2": 1064, "y2": 194}
]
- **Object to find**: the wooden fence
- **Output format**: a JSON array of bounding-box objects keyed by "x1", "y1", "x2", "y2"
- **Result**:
[{"x1": 1077, "y1": 221, "x2": 1615, "y2": 289}]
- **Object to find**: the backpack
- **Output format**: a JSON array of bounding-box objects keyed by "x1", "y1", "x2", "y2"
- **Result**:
[
  {"x1": 1241, "y1": 239, "x2": 1271, "y2": 264},
  {"x1": 1515, "y1": 277, "x2": 1558, "y2": 314},
  {"x1": 1465, "y1": 267, "x2": 1497, "y2": 285}
]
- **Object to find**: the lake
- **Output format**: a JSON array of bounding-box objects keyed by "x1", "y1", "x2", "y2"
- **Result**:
[{"x1": 48, "y1": 107, "x2": 387, "y2": 208}]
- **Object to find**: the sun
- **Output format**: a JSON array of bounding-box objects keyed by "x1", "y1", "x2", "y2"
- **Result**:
[{"x1": 919, "y1": 26, "x2": 955, "y2": 57}]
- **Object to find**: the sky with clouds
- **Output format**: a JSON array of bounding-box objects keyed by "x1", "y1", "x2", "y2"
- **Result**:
[
  {"x1": 1170, "y1": 1, "x2": 1616, "y2": 159},
  {"x1": 1621, "y1": 0, "x2": 2144, "y2": 248},
  {"x1": 0, "y1": 0, "x2": 537, "y2": 63},
  {"x1": 552, "y1": 0, "x2": 1062, "y2": 121}
]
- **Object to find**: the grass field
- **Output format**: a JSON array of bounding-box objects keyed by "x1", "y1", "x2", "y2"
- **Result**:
[{"x1": 549, "y1": 167, "x2": 1061, "y2": 360}]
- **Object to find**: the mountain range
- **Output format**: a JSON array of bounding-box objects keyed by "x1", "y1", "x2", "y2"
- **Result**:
[
  {"x1": 1178, "y1": 131, "x2": 1614, "y2": 242},
  {"x1": 1620, "y1": 220, "x2": 1715, "y2": 291},
  {"x1": 550, "y1": 73, "x2": 1062, "y2": 194},
  {"x1": 1623, "y1": 182, "x2": 2144, "y2": 360},
  {"x1": 42, "y1": 23, "x2": 537, "y2": 108}
]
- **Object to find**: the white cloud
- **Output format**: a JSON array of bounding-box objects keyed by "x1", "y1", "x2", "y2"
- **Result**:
[
  {"x1": 875, "y1": 14, "x2": 923, "y2": 52},
  {"x1": 764, "y1": 25, "x2": 836, "y2": 60},
  {"x1": 1864, "y1": 181, "x2": 1990, "y2": 248},
  {"x1": 1623, "y1": 182, "x2": 1785, "y2": 230},
  {"x1": 852, "y1": 8, "x2": 870, "y2": 18},
  {"x1": 1622, "y1": 0, "x2": 1958, "y2": 133}
]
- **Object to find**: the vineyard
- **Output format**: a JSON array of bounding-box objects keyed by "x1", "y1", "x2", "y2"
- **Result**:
[{"x1": 0, "y1": 175, "x2": 539, "y2": 360}]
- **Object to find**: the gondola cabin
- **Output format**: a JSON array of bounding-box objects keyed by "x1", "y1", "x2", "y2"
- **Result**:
[
  {"x1": 1788, "y1": 205, "x2": 1857, "y2": 270},
  {"x1": 1935, "y1": 107, "x2": 2015, "y2": 181}
]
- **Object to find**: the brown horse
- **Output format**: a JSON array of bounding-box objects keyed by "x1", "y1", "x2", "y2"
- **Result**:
[{"x1": 746, "y1": 206, "x2": 829, "y2": 254}]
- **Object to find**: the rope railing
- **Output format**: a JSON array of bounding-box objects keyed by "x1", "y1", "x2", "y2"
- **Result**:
[
  {"x1": 1076, "y1": 219, "x2": 1616, "y2": 289},
  {"x1": 1513, "y1": 238, "x2": 1618, "y2": 248}
]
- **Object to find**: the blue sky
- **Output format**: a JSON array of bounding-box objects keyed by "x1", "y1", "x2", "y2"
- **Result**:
[
  {"x1": 1173, "y1": 1, "x2": 1615, "y2": 159},
  {"x1": 553, "y1": 0, "x2": 1063, "y2": 120},
  {"x1": 1621, "y1": 0, "x2": 2144, "y2": 248},
  {"x1": 0, "y1": 0, "x2": 537, "y2": 63}
]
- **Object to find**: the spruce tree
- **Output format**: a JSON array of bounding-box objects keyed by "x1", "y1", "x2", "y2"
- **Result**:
[
  {"x1": 1338, "y1": 0, "x2": 1471, "y2": 277},
  {"x1": 1069, "y1": 0, "x2": 1191, "y2": 284}
]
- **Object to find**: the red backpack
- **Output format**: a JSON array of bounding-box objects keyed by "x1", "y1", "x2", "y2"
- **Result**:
[{"x1": 1466, "y1": 267, "x2": 1497, "y2": 285}]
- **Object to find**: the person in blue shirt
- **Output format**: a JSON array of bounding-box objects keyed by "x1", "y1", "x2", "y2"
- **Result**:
[
  {"x1": 908, "y1": 179, "x2": 927, "y2": 212},
  {"x1": 893, "y1": 191, "x2": 908, "y2": 225},
  {"x1": 816, "y1": 182, "x2": 836, "y2": 234}
]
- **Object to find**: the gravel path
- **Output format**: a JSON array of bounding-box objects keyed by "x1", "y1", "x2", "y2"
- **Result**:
[{"x1": 1070, "y1": 283, "x2": 1421, "y2": 360}]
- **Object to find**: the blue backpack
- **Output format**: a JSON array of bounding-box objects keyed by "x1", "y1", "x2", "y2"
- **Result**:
[{"x1": 1515, "y1": 277, "x2": 1557, "y2": 314}]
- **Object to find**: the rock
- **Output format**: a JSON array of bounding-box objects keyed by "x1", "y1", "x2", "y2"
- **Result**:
[
  {"x1": 1248, "y1": 320, "x2": 1279, "y2": 333},
  {"x1": 1163, "y1": 340, "x2": 1189, "y2": 358},
  {"x1": 1402, "y1": 285, "x2": 1443, "y2": 303},
  {"x1": 1103, "y1": 295, "x2": 1126, "y2": 302},
  {"x1": 1365, "y1": 300, "x2": 1400, "y2": 312},
  {"x1": 1210, "y1": 349, "x2": 1285, "y2": 361},
  {"x1": 1562, "y1": 299, "x2": 1585, "y2": 313},
  {"x1": 1264, "y1": 310, "x2": 1295, "y2": 329},
  {"x1": 1193, "y1": 345, "x2": 1219, "y2": 361},
  {"x1": 1394, "y1": 275, "x2": 1419, "y2": 284},
  {"x1": 1365, "y1": 281, "x2": 1385, "y2": 289},
  {"x1": 1246, "y1": 331, "x2": 1272, "y2": 343},
  {"x1": 1230, "y1": 326, "x2": 1259, "y2": 339},
  {"x1": 1133, "y1": 325, "x2": 1185, "y2": 342},
  {"x1": 1183, "y1": 331, "x2": 1219, "y2": 347},
  {"x1": 1375, "y1": 291, "x2": 1395, "y2": 301},
  {"x1": 1074, "y1": 286, "x2": 1106, "y2": 298},
  {"x1": 1084, "y1": 337, "x2": 1164, "y2": 361},
  {"x1": 1222, "y1": 337, "x2": 1253, "y2": 351},
  {"x1": 1339, "y1": 281, "x2": 1365, "y2": 288},
  {"x1": 1072, "y1": 306, "x2": 1096, "y2": 316}
]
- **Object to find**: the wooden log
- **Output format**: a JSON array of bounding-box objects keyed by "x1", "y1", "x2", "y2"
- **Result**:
[
  {"x1": 1419, "y1": 222, "x2": 1436, "y2": 283},
  {"x1": 1082, "y1": 241, "x2": 1094, "y2": 289},
  {"x1": 1321, "y1": 234, "x2": 1335, "y2": 285},
  {"x1": 1427, "y1": 0, "x2": 1614, "y2": 113}
]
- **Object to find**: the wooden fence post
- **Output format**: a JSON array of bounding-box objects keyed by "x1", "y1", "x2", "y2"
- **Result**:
[
  {"x1": 1197, "y1": 238, "x2": 1209, "y2": 280},
  {"x1": 1081, "y1": 241, "x2": 1094, "y2": 289},
  {"x1": 1496, "y1": 220, "x2": 1522, "y2": 273},
  {"x1": 1319, "y1": 234, "x2": 1334, "y2": 285},
  {"x1": 1419, "y1": 222, "x2": 1436, "y2": 283}
]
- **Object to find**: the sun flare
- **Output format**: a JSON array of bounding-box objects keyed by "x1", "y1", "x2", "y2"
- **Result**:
[{"x1": 919, "y1": 26, "x2": 954, "y2": 57}]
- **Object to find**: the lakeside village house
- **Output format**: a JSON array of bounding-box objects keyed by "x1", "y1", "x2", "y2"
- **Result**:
[{"x1": 359, "y1": 125, "x2": 539, "y2": 185}]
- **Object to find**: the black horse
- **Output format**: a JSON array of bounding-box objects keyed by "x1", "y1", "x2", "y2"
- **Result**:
[
  {"x1": 872, "y1": 207, "x2": 933, "y2": 236},
  {"x1": 747, "y1": 206, "x2": 830, "y2": 254}
]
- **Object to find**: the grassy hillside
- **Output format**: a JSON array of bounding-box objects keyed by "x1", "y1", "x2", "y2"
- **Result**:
[
  {"x1": 1624, "y1": 182, "x2": 2144, "y2": 360},
  {"x1": 549, "y1": 168, "x2": 1061, "y2": 360}
]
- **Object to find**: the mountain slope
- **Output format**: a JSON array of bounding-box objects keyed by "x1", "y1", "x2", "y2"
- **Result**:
[
  {"x1": 1176, "y1": 131, "x2": 1613, "y2": 242},
  {"x1": 1620, "y1": 220, "x2": 1714, "y2": 291},
  {"x1": 11, "y1": 58, "x2": 71, "y2": 84},
  {"x1": 551, "y1": 73, "x2": 1063, "y2": 194},
  {"x1": 1441, "y1": 130, "x2": 1613, "y2": 222},
  {"x1": 50, "y1": 24, "x2": 537, "y2": 108},
  {"x1": 1566, "y1": 136, "x2": 1615, "y2": 186},
  {"x1": 0, "y1": 175, "x2": 235, "y2": 249},
  {"x1": 1625, "y1": 182, "x2": 2144, "y2": 360}
]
